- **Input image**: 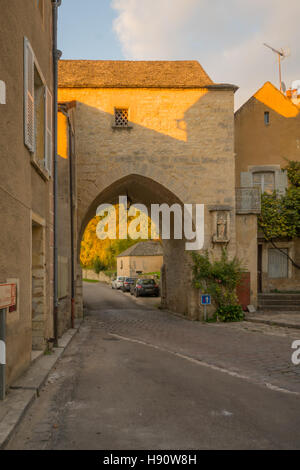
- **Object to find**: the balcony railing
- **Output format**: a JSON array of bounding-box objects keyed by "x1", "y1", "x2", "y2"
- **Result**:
[{"x1": 236, "y1": 187, "x2": 261, "y2": 214}]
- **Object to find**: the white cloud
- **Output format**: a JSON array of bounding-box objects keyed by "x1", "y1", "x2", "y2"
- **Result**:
[{"x1": 111, "y1": 0, "x2": 300, "y2": 108}]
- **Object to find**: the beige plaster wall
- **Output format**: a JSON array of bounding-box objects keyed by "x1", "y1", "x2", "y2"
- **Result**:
[{"x1": 0, "y1": 0, "x2": 54, "y2": 386}]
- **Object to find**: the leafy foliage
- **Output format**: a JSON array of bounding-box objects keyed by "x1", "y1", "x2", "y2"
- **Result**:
[
  {"x1": 286, "y1": 160, "x2": 300, "y2": 188},
  {"x1": 93, "y1": 257, "x2": 106, "y2": 274},
  {"x1": 143, "y1": 271, "x2": 161, "y2": 280},
  {"x1": 258, "y1": 160, "x2": 300, "y2": 240},
  {"x1": 214, "y1": 305, "x2": 244, "y2": 322},
  {"x1": 80, "y1": 205, "x2": 155, "y2": 269},
  {"x1": 191, "y1": 249, "x2": 245, "y2": 313}
]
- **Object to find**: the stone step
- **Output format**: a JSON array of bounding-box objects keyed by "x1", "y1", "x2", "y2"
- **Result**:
[
  {"x1": 258, "y1": 299, "x2": 300, "y2": 306},
  {"x1": 258, "y1": 305, "x2": 300, "y2": 312},
  {"x1": 258, "y1": 294, "x2": 300, "y2": 301}
]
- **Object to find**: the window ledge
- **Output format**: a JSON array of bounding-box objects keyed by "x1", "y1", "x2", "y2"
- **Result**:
[
  {"x1": 30, "y1": 155, "x2": 51, "y2": 181},
  {"x1": 112, "y1": 125, "x2": 133, "y2": 130}
]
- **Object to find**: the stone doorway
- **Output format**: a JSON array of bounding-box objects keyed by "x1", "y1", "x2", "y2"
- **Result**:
[{"x1": 31, "y1": 215, "x2": 46, "y2": 351}]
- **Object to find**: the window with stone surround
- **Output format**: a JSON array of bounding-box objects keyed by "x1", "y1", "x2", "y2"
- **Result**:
[
  {"x1": 253, "y1": 171, "x2": 275, "y2": 194},
  {"x1": 240, "y1": 165, "x2": 288, "y2": 197},
  {"x1": 24, "y1": 37, "x2": 52, "y2": 176},
  {"x1": 114, "y1": 108, "x2": 129, "y2": 127},
  {"x1": 268, "y1": 248, "x2": 288, "y2": 278}
]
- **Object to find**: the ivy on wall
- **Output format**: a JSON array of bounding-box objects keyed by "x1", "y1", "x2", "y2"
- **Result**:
[
  {"x1": 258, "y1": 160, "x2": 300, "y2": 269},
  {"x1": 191, "y1": 249, "x2": 245, "y2": 321}
]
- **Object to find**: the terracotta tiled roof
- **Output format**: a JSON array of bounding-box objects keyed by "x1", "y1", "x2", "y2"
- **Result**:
[
  {"x1": 117, "y1": 241, "x2": 163, "y2": 258},
  {"x1": 58, "y1": 60, "x2": 214, "y2": 88}
]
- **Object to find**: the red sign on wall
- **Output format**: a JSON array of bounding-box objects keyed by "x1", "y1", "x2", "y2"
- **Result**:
[{"x1": 237, "y1": 273, "x2": 251, "y2": 311}]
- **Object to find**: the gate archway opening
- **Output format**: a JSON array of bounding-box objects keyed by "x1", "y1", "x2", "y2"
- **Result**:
[{"x1": 77, "y1": 174, "x2": 199, "y2": 318}]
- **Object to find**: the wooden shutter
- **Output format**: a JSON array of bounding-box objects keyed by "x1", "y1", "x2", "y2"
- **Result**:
[
  {"x1": 44, "y1": 87, "x2": 53, "y2": 174},
  {"x1": 240, "y1": 172, "x2": 252, "y2": 188},
  {"x1": 24, "y1": 38, "x2": 35, "y2": 153},
  {"x1": 275, "y1": 170, "x2": 288, "y2": 196}
]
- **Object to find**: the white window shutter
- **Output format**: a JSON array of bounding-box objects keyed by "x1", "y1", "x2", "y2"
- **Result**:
[
  {"x1": 45, "y1": 87, "x2": 53, "y2": 175},
  {"x1": 240, "y1": 172, "x2": 253, "y2": 188},
  {"x1": 24, "y1": 38, "x2": 35, "y2": 153}
]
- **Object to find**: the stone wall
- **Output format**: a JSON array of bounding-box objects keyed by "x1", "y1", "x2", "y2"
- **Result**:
[
  {"x1": 236, "y1": 214, "x2": 258, "y2": 307},
  {"x1": 58, "y1": 85, "x2": 237, "y2": 318},
  {"x1": 117, "y1": 255, "x2": 164, "y2": 278},
  {"x1": 82, "y1": 269, "x2": 112, "y2": 284}
]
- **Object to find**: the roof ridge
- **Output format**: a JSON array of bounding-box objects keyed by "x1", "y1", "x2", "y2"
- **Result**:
[
  {"x1": 59, "y1": 59, "x2": 201, "y2": 63},
  {"x1": 58, "y1": 60, "x2": 214, "y2": 89},
  {"x1": 117, "y1": 240, "x2": 163, "y2": 258}
]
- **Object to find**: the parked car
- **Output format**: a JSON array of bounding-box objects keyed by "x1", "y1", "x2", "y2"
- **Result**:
[
  {"x1": 132, "y1": 279, "x2": 160, "y2": 297},
  {"x1": 122, "y1": 277, "x2": 137, "y2": 292},
  {"x1": 111, "y1": 276, "x2": 126, "y2": 289}
]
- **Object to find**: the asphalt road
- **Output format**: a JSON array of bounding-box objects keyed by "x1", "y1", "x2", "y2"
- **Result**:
[{"x1": 6, "y1": 282, "x2": 300, "y2": 450}]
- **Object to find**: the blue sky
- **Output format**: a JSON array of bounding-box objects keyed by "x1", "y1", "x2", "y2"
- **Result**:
[
  {"x1": 58, "y1": 0, "x2": 122, "y2": 60},
  {"x1": 58, "y1": 0, "x2": 300, "y2": 108}
]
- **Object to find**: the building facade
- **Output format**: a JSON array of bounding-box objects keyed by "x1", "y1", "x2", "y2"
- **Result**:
[
  {"x1": 57, "y1": 101, "x2": 79, "y2": 335},
  {"x1": 58, "y1": 60, "x2": 259, "y2": 316},
  {"x1": 0, "y1": 0, "x2": 55, "y2": 387},
  {"x1": 0, "y1": 0, "x2": 74, "y2": 389},
  {"x1": 117, "y1": 241, "x2": 163, "y2": 278},
  {"x1": 235, "y1": 81, "x2": 300, "y2": 294}
]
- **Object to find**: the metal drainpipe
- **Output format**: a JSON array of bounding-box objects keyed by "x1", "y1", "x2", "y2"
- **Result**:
[{"x1": 52, "y1": 0, "x2": 62, "y2": 347}]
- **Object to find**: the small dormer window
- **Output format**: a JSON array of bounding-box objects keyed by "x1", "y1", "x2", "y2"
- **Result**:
[
  {"x1": 114, "y1": 108, "x2": 129, "y2": 127},
  {"x1": 264, "y1": 111, "x2": 270, "y2": 125}
]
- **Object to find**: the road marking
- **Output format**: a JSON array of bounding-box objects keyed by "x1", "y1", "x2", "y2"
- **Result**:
[
  {"x1": 109, "y1": 333, "x2": 300, "y2": 397},
  {"x1": 211, "y1": 410, "x2": 233, "y2": 417}
]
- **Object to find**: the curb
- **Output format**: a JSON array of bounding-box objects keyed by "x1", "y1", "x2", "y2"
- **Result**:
[
  {"x1": 0, "y1": 320, "x2": 82, "y2": 450},
  {"x1": 245, "y1": 317, "x2": 300, "y2": 331}
]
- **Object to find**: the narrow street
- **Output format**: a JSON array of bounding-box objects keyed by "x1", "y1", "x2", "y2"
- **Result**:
[{"x1": 6, "y1": 282, "x2": 300, "y2": 450}]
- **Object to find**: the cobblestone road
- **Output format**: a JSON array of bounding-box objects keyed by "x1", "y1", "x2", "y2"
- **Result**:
[
  {"x1": 6, "y1": 282, "x2": 300, "y2": 450},
  {"x1": 87, "y1": 283, "x2": 300, "y2": 394}
]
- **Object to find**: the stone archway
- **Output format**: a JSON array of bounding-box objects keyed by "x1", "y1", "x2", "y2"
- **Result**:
[
  {"x1": 58, "y1": 68, "x2": 240, "y2": 316},
  {"x1": 77, "y1": 174, "x2": 199, "y2": 319}
]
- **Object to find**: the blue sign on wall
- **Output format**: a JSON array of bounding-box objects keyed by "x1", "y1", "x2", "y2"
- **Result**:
[{"x1": 201, "y1": 295, "x2": 211, "y2": 305}]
